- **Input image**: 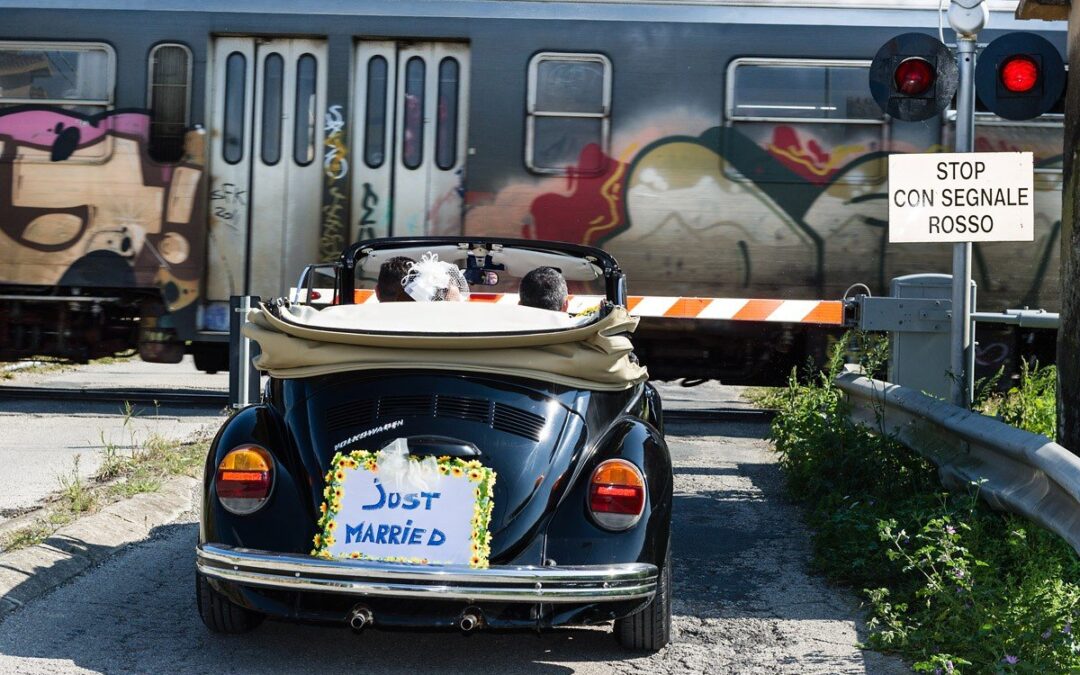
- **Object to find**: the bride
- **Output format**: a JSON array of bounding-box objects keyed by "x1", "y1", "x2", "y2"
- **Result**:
[{"x1": 401, "y1": 253, "x2": 470, "y2": 302}]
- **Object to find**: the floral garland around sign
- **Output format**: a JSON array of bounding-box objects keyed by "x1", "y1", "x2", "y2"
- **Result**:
[{"x1": 311, "y1": 450, "x2": 497, "y2": 568}]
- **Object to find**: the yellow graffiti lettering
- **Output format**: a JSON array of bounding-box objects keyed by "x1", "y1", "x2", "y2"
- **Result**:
[
  {"x1": 581, "y1": 143, "x2": 638, "y2": 244},
  {"x1": 765, "y1": 142, "x2": 866, "y2": 178},
  {"x1": 320, "y1": 186, "x2": 347, "y2": 262}
]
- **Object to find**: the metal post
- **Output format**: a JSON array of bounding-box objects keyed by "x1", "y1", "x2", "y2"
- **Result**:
[
  {"x1": 229, "y1": 295, "x2": 261, "y2": 408},
  {"x1": 948, "y1": 1, "x2": 986, "y2": 408}
]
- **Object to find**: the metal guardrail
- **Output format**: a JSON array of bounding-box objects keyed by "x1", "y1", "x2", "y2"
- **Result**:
[{"x1": 836, "y1": 369, "x2": 1080, "y2": 555}]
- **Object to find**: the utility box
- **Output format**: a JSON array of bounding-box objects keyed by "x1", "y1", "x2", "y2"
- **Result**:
[{"x1": 888, "y1": 274, "x2": 972, "y2": 400}]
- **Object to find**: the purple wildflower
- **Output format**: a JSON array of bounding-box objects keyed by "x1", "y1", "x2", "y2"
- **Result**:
[
  {"x1": 1003, "y1": 655, "x2": 1019, "y2": 665},
  {"x1": 1042, "y1": 628, "x2": 1052, "y2": 640},
  {"x1": 946, "y1": 660, "x2": 954, "y2": 674},
  {"x1": 945, "y1": 525, "x2": 956, "y2": 535},
  {"x1": 1065, "y1": 622, "x2": 1073, "y2": 635},
  {"x1": 952, "y1": 568, "x2": 965, "y2": 579}
]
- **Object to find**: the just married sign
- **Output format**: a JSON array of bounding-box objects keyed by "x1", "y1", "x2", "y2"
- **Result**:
[{"x1": 312, "y1": 450, "x2": 496, "y2": 568}]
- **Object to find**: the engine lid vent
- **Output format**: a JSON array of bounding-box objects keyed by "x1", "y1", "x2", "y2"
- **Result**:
[
  {"x1": 324, "y1": 395, "x2": 547, "y2": 442},
  {"x1": 379, "y1": 395, "x2": 435, "y2": 419},
  {"x1": 325, "y1": 399, "x2": 377, "y2": 432},
  {"x1": 435, "y1": 395, "x2": 492, "y2": 424},
  {"x1": 493, "y1": 403, "x2": 546, "y2": 442}
]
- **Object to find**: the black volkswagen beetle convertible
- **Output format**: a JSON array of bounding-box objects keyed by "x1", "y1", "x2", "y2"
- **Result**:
[{"x1": 195, "y1": 237, "x2": 673, "y2": 650}]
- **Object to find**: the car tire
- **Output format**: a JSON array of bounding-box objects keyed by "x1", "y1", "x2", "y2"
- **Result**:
[
  {"x1": 196, "y1": 573, "x2": 265, "y2": 634},
  {"x1": 615, "y1": 543, "x2": 672, "y2": 651}
]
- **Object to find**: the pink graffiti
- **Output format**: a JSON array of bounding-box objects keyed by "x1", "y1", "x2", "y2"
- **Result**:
[{"x1": 0, "y1": 110, "x2": 150, "y2": 149}]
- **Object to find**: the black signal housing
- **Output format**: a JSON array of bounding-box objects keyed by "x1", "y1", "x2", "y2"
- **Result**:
[
  {"x1": 869, "y1": 33, "x2": 958, "y2": 122},
  {"x1": 975, "y1": 32, "x2": 1064, "y2": 121}
]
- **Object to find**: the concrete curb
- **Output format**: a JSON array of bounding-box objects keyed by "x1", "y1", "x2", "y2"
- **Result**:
[{"x1": 0, "y1": 475, "x2": 199, "y2": 617}]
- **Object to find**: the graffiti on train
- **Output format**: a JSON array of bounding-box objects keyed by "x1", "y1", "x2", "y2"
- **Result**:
[
  {"x1": 464, "y1": 119, "x2": 1063, "y2": 309},
  {"x1": 320, "y1": 104, "x2": 349, "y2": 260},
  {"x1": 0, "y1": 106, "x2": 205, "y2": 312}
]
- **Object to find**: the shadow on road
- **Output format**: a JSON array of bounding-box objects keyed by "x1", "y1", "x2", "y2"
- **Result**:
[
  {"x1": 0, "y1": 523, "x2": 653, "y2": 674},
  {"x1": 0, "y1": 420, "x2": 906, "y2": 673}
]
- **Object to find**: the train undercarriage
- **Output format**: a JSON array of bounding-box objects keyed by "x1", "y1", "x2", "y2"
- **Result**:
[{"x1": 0, "y1": 287, "x2": 183, "y2": 365}]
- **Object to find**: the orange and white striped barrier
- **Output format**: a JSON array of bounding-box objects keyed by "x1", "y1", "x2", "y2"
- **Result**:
[{"x1": 348, "y1": 289, "x2": 844, "y2": 325}]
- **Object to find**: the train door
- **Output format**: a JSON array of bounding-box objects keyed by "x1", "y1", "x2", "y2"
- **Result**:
[
  {"x1": 352, "y1": 41, "x2": 469, "y2": 240},
  {"x1": 206, "y1": 37, "x2": 327, "y2": 301}
]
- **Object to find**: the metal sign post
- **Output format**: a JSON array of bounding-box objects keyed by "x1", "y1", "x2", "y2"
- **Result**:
[
  {"x1": 948, "y1": 0, "x2": 988, "y2": 408},
  {"x1": 229, "y1": 295, "x2": 261, "y2": 408}
]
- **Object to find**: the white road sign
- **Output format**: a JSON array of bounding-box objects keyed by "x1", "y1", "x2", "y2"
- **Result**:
[{"x1": 888, "y1": 151, "x2": 1034, "y2": 243}]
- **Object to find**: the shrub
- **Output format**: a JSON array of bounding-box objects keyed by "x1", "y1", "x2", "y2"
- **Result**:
[{"x1": 771, "y1": 336, "x2": 1080, "y2": 673}]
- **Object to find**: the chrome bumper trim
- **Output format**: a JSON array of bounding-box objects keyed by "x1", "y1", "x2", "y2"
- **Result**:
[{"x1": 196, "y1": 544, "x2": 657, "y2": 604}]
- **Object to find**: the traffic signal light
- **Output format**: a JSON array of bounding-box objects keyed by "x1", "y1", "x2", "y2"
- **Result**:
[
  {"x1": 975, "y1": 32, "x2": 1065, "y2": 121},
  {"x1": 869, "y1": 33, "x2": 959, "y2": 122}
]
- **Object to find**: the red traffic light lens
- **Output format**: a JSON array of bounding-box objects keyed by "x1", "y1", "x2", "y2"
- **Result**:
[
  {"x1": 1000, "y1": 55, "x2": 1039, "y2": 93},
  {"x1": 894, "y1": 58, "x2": 936, "y2": 96}
]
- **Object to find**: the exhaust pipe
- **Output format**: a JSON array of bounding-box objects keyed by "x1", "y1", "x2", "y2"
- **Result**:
[
  {"x1": 349, "y1": 606, "x2": 374, "y2": 632},
  {"x1": 458, "y1": 608, "x2": 483, "y2": 633}
]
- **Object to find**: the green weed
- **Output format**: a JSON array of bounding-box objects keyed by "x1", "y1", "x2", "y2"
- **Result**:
[
  {"x1": 770, "y1": 334, "x2": 1079, "y2": 673},
  {"x1": 977, "y1": 360, "x2": 1057, "y2": 440},
  {"x1": 1, "y1": 521, "x2": 51, "y2": 550},
  {"x1": 57, "y1": 455, "x2": 95, "y2": 514}
]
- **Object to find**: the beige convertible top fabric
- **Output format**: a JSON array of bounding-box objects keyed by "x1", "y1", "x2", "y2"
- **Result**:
[{"x1": 243, "y1": 302, "x2": 648, "y2": 391}]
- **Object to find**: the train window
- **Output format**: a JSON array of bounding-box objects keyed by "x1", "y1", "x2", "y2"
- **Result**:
[
  {"x1": 223, "y1": 51, "x2": 247, "y2": 165},
  {"x1": 402, "y1": 56, "x2": 425, "y2": 170},
  {"x1": 293, "y1": 54, "x2": 317, "y2": 166},
  {"x1": 364, "y1": 56, "x2": 388, "y2": 168},
  {"x1": 147, "y1": 43, "x2": 191, "y2": 163},
  {"x1": 726, "y1": 58, "x2": 885, "y2": 184},
  {"x1": 976, "y1": 119, "x2": 1063, "y2": 175},
  {"x1": 0, "y1": 42, "x2": 114, "y2": 111},
  {"x1": 435, "y1": 57, "x2": 459, "y2": 170},
  {"x1": 527, "y1": 53, "x2": 611, "y2": 174},
  {"x1": 261, "y1": 54, "x2": 284, "y2": 165},
  {"x1": 945, "y1": 86, "x2": 1065, "y2": 176}
]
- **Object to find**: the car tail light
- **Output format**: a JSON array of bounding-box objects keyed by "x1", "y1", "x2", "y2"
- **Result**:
[
  {"x1": 216, "y1": 445, "x2": 273, "y2": 515},
  {"x1": 588, "y1": 459, "x2": 646, "y2": 531}
]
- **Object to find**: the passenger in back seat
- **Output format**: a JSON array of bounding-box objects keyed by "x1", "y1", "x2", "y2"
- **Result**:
[
  {"x1": 375, "y1": 256, "x2": 416, "y2": 302},
  {"x1": 519, "y1": 266, "x2": 569, "y2": 313}
]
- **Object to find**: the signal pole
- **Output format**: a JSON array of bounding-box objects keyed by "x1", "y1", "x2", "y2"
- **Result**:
[{"x1": 948, "y1": 0, "x2": 988, "y2": 407}]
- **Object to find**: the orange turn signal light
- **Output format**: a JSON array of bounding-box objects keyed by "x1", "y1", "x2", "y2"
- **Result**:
[
  {"x1": 588, "y1": 459, "x2": 646, "y2": 530},
  {"x1": 215, "y1": 445, "x2": 273, "y2": 515}
]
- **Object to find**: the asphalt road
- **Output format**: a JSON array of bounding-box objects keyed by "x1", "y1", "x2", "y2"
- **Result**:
[
  {"x1": 0, "y1": 358, "x2": 226, "y2": 522},
  {"x1": 0, "y1": 416, "x2": 907, "y2": 674}
]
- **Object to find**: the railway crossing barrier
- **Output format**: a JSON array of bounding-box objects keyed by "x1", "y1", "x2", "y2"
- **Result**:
[
  {"x1": 836, "y1": 369, "x2": 1080, "y2": 557},
  {"x1": 846, "y1": 273, "x2": 1057, "y2": 401}
]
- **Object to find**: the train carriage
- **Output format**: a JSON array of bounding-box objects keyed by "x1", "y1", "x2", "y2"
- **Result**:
[{"x1": 0, "y1": 0, "x2": 1065, "y2": 381}]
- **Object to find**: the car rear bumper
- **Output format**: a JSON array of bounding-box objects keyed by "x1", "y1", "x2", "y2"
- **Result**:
[{"x1": 197, "y1": 544, "x2": 658, "y2": 604}]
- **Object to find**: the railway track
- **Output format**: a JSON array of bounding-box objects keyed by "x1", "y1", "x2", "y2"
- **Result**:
[
  {"x1": 0, "y1": 385, "x2": 228, "y2": 407},
  {"x1": 0, "y1": 385, "x2": 773, "y2": 422},
  {"x1": 665, "y1": 407, "x2": 776, "y2": 423}
]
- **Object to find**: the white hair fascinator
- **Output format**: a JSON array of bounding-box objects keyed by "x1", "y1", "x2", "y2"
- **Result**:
[{"x1": 403, "y1": 252, "x2": 470, "y2": 302}]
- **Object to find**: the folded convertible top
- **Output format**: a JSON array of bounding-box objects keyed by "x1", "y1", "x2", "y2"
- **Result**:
[{"x1": 243, "y1": 301, "x2": 649, "y2": 391}]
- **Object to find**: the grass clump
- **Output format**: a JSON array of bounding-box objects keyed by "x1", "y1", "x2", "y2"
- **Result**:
[
  {"x1": 771, "y1": 333, "x2": 1080, "y2": 673},
  {"x1": 0, "y1": 405, "x2": 209, "y2": 553}
]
